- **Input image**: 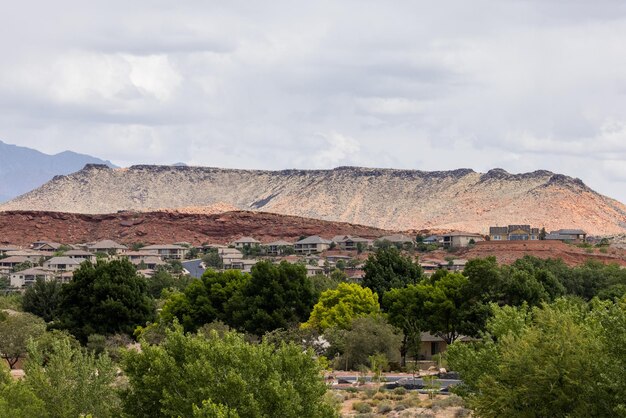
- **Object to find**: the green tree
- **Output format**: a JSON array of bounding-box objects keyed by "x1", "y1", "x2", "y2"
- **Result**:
[
  {"x1": 22, "y1": 279, "x2": 63, "y2": 322},
  {"x1": 23, "y1": 337, "x2": 121, "y2": 418},
  {"x1": 160, "y1": 269, "x2": 249, "y2": 332},
  {"x1": 447, "y1": 299, "x2": 625, "y2": 417},
  {"x1": 0, "y1": 312, "x2": 46, "y2": 368},
  {"x1": 326, "y1": 315, "x2": 402, "y2": 370},
  {"x1": 54, "y1": 259, "x2": 156, "y2": 342},
  {"x1": 121, "y1": 324, "x2": 336, "y2": 418},
  {"x1": 362, "y1": 246, "x2": 422, "y2": 296},
  {"x1": 228, "y1": 261, "x2": 316, "y2": 335},
  {"x1": 303, "y1": 283, "x2": 380, "y2": 332},
  {"x1": 202, "y1": 251, "x2": 223, "y2": 269},
  {"x1": 423, "y1": 272, "x2": 472, "y2": 344},
  {"x1": 383, "y1": 284, "x2": 428, "y2": 366}
]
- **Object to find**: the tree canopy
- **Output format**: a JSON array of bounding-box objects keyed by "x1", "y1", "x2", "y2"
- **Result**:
[
  {"x1": 54, "y1": 259, "x2": 156, "y2": 342},
  {"x1": 362, "y1": 246, "x2": 422, "y2": 296},
  {"x1": 303, "y1": 282, "x2": 379, "y2": 332}
]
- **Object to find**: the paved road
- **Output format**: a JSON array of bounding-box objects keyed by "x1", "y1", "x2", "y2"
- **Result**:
[
  {"x1": 334, "y1": 375, "x2": 462, "y2": 390},
  {"x1": 182, "y1": 259, "x2": 206, "y2": 279}
]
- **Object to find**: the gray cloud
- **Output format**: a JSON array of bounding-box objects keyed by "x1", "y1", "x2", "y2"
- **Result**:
[{"x1": 0, "y1": 0, "x2": 625, "y2": 203}]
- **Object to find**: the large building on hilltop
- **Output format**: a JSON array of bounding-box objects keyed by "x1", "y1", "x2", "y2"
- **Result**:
[{"x1": 489, "y1": 225, "x2": 540, "y2": 241}]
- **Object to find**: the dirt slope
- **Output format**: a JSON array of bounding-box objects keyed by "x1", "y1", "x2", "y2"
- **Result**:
[{"x1": 0, "y1": 210, "x2": 391, "y2": 246}]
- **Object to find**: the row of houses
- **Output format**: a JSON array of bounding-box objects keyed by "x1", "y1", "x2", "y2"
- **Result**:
[{"x1": 489, "y1": 225, "x2": 587, "y2": 242}]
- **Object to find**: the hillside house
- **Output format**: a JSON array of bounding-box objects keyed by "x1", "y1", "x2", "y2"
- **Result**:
[
  {"x1": 9, "y1": 267, "x2": 55, "y2": 288},
  {"x1": 142, "y1": 244, "x2": 188, "y2": 260},
  {"x1": 0, "y1": 256, "x2": 30, "y2": 275},
  {"x1": 130, "y1": 256, "x2": 167, "y2": 270},
  {"x1": 442, "y1": 232, "x2": 484, "y2": 248},
  {"x1": 32, "y1": 241, "x2": 63, "y2": 253},
  {"x1": 545, "y1": 229, "x2": 587, "y2": 242},
  {"x1": 378, "y1": 234, "x2": 415, "y2": 246},
  {"x1": 87, "y1": 240, "x2": 128, "y2": 254},
  {"x1": 418, "y1": 332, "x2": 476, "y2": 360},
  {"x1": 232, "y1": 237, "x2": 261, "y2": 249},
  {"x1": 264, "y1": 240, "x2": 294, "y2": 256},
  {"x1": 332, "y1": 235, "x2": 372, "y2": 251},
  {"x1": 294, "y1": 236, "x2": 332, "y2": 254},
  {"x1": 3, "y1": 250, "x2": 47, "y2": 263},
  {"x1": 489, "y1": 225, "x2": 540, "y2": 241},
  {"x1": 43, "y1": 257, "x2": 81, "y2": 272},
  {"x1": 223, "y1": 258, "x2": 257, "y2": 273},
  {"x1": 64, "y1": 250, "x2": 95, "y2": 262},
  {"x1": 0, "y1": 246, "x2": 21, "y2": 256}
]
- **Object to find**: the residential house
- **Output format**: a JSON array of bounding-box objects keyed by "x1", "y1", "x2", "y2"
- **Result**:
[
  {"x1": 419, "y1": 261, "x2": 440, "y2": 275},
  {"x1": 87, "y1": 240, "x2": 128, "y2": 254},
  {"x1": 0, "y1": 246, "x2": 21, "y2": 256},
  {"x1": 0, "y1": 256, "x2": 30, "y2": 275},
  {"x1": 422, "y1": 236, "x2": 441, "y2": 245},
  {"x1": 377, "y1": 234, "x2": 415, "y2": 246},
  {"x1": 332, "y1": 235, "x2": 372, "y2": 251},
  {"x1": 264, "y1": 240, "x2": 294, "y2": 256},
  {"x1": 142, "y1": 244, "x2": 188, "y2": 260},
  {"x1": 130, "y1": 256, "x2": 167, "y2": 270},
  {"x1": 43, "y1": 257, "x2": 81, "y2": 272},
  {"x1": 294, "y1": 236, "x2": 332, "y2": 254},
  {"x1": 3, "y1": 250, "x2": 47, "y2": 263},
  {"x1": 439, "y1": 259, "x2": 468, "y2": 272},
  {"x1": 418, "y1": 332, "x2": 476, "y2": 360},
  {"x1": 124, "y1": 250, "x2": 160, "y2": 262},
  {"x1": 232, "y1": 237, "x2": 261, "y2": 249},
  {"x1": 9, "y1": 268, "x2": 55, "y2": 288},
  {"x1": 32, "y1": 241, "x2": 63, "y2": 253},
  {"x1": 305, "y1": 264, "x2": 324, "y2": 277},
  {"x1": 545, "y1": 229, "x2": 587, "y2": 242},
  {"x1": 442, "y1": 232, "x2": 484, "y2": 248},
  {"x1": 223, "y1": 258, "x2": 257, "y2": 273},
  {"x1": 489, "y1": 225, "x2": 540, "y2": 241},
  {"x1": 64, "y1": 250, "x2": 95, "y2": 262}
]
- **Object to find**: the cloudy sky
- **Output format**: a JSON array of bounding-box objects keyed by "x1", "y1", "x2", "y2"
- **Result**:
[{"x1": 1, "y1": 0, "x2": 626, "y2": 203}]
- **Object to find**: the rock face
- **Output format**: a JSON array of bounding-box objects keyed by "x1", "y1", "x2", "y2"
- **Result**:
[
  {"x1": 1, "y1": 165, "x2": 625, "y2": 235},
  {"x1": 0, "y1": 210, "x2": 390, "y2": 246}
]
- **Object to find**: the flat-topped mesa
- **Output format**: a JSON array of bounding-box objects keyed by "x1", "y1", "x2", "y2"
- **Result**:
[{"x1": 1, "y1": 164, "x2": 623, "y2": 235}]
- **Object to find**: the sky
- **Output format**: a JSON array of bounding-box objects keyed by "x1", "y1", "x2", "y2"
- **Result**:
[{"x1": 1, "y1": 0, "x2": 626, "y2": 203}]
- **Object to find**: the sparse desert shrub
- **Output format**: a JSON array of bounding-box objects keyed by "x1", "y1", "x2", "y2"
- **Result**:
[
  {"x1": 431, "y1": 394, "x2": 465, "y2": 408},
  {"x1": 363, "y1": 387, "x2": 377, "y2": 399},
  {"x1": 346, "y1": 386, "x2": 359, "y2": 393},
  {"x1": 393, "y1": 386, "x2": 407, "y2": 396},
  {"x1": 454, "y1": 408, "x2": 472, "y2": 417},
  {"x1": 377, "y1": 401, "x2": 393, "y2": 414},
  {"x1": 373, "y1": 392, "x2": 387, "y2": 401},
  {"x1": 394, "y1": 403, "x2": 406, "y2": 411},
  {"x1": 353, "y1": 402, "x2": 373, "y2": 413}
]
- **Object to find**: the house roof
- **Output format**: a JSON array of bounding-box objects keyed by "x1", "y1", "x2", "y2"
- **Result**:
[
  {"x1": 10, "y1": 267, "x2": 53, "y2": 276},
  {"x1": 265, "y1": 240, "x2": 294, "y2": 246},
  {"x1": 33, "y1": 242, "x2": 63, "y2": 250},
  {"x1": 64, "y1": 250, "x2": 93, "y2": 256},
  {"x1": 44, "y1": 257, "x2": 81, "y2": 265},
  {"x1": 131, "y1": 256, "x2": 166, "y2": 265},
  {"x1": 296, "y1": 236, "x2": 332, "y2": 245},
  {"x1": 442, "y1": 232, "x2": 483, "y2": 238},
  {"x1": 554, "y1": 229, "x2": 586, "y2": 235},
  {"x1": 142, "y1": 244, "x2": 186, "y2": 250},
  {"x1": 88, "y1": 240, "x2": 128, "y2": 250},
  {"x1": 0, "y1": 256, "x2": 29, "y2": 264},
  {"x1": 379, "y1": 234, "x2": 414, "y2": 243},
  {"x1": 489, "y1": 226, "x2": 508, "y2": 235},
  {"x1": 233, "y1": 237, "x2": 260, "y2": 244}
]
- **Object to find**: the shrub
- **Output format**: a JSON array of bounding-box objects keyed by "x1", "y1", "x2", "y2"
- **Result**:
[
  {"x1": 353, "y1": 402, "x2": 372, "y2": 413},
  {"x1": 377, "y1": 401, "x2": 393, "y2": 413},
  {"x1": 393, "y1": 386, "x2": 407, "y2": 395},
  {"x1": 431, "y1": 394, "x2": 465, "y2": 408}
]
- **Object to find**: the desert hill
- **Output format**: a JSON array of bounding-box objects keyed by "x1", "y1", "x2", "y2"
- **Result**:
[{"x1": 1, "y1": 165, "x2": 624, "y2": 235}]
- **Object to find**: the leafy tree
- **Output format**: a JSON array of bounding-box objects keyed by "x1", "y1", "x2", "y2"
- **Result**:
[
  {"x1": 539, "y1": 227, "x2": 547, "y2": 240},
  {"x1": 146, "y1": 269, "x2": 178, "y2": 298},
  {"x1": 22, "y1": 279, "x2": 63, "y2": 322},
  {"x1": 121, "y1": 324, "x2": 336, "y2": 418},
  {"x1": 423, "y1": 272, "x2": 472, "y2": 344},
  {"x1": 228, "y1": 261, "x2": 316, "y2": 335},
  {"x1": 11, "y1": 261, "x2": 33, "y2": 273},
  {"x1": 335, "y1": 260, "x2": 346, "y2": 271},
  {"x1": 23, "y1": 337, "x2": 121, "y2": 417},
  {"x1": 326, "y1": 315, "x2": 402, "y2": 371},
  {"x1": 303, "y1": 283, "x2": 379, "y2": 331},
  {"x1": 310, "y1": 273, "x2": 341, "y2": 296},
  {"x1": 447, "y1": 298, "x2": 626, "y2": 417},
  {"x1": 0, "y1": 312, "x2": 45, "y2": 368},
  {"x1": 161, "y1": 269, "x2": 249, "y2": 332},
  {"x1": 383, "y1": 284, "x2": 428, "y2": 366},
  {"x1": 202, "y1": 251, "x2": 223, "y2": 269},
  {"x1": 54, "y1": 259, "x2": 156, "y2": 342},
  {"x1": 362, "y1": 246, "x2": 422, "y2": 296}
]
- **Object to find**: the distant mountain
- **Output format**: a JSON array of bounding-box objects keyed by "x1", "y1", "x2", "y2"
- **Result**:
[
  {"x1": 0, "y1": 140, "x2": 116, "y2": 203},
  {"x1": 2, "y1": 164, "x2": 625, "y2": 235}
]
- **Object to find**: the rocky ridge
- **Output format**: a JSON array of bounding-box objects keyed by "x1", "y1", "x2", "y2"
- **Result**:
[{"x1": 1, "y1": 165, "x2": 624, "y2": 235}]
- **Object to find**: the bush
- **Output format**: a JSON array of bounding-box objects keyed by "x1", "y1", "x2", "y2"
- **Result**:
[
  {"x1": 393, "y1": 386, "x2": 407, "y2": 395},
  {"x1": 377, "y1": 401, "x2": 393, "y2": 413},
  {"x1": 353, "y1": 402, "x2": 372, "y2": 413},
  {"x1": 430, "y1": 394, "x2": 465, "y2": 408}
]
